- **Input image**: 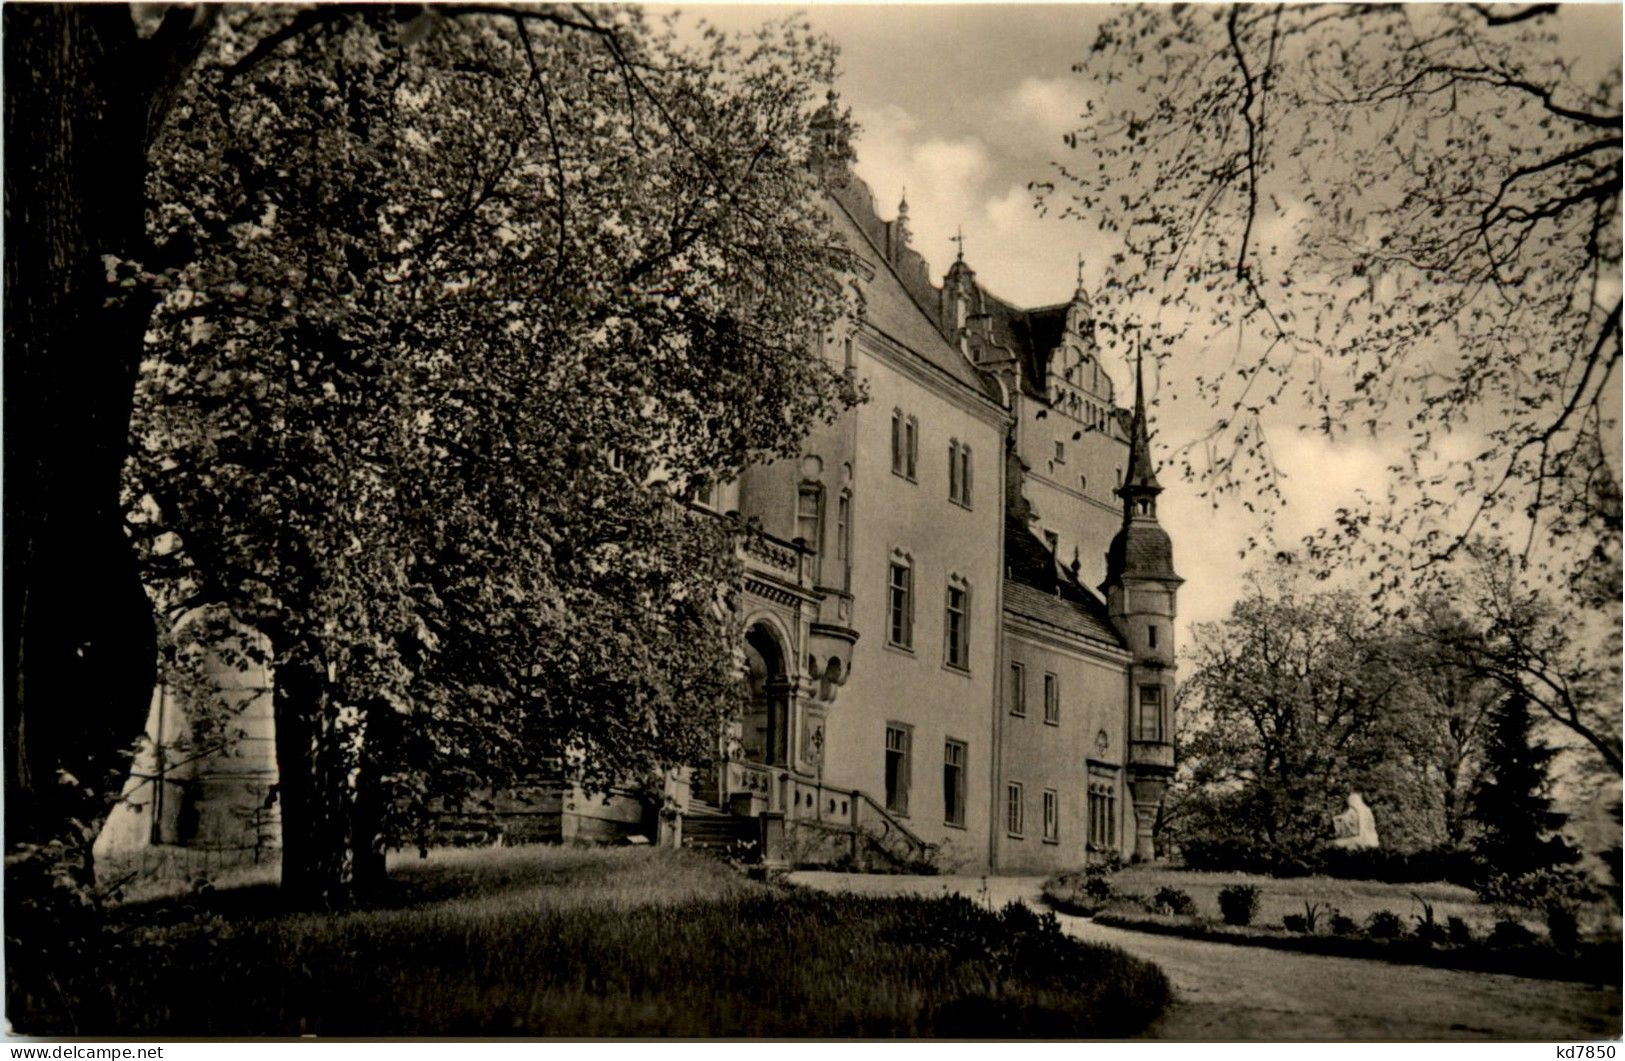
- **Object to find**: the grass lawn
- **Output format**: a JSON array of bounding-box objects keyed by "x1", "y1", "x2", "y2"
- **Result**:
[{"x1": 19, "y1": 845, "x2": 1170, "y2": 1037}]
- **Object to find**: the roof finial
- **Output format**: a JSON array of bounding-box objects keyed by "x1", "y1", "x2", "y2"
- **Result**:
[
  {"x1": 951, "y1": 226, "x2": 966, "y2": 262},
  {"x1": 898, "y1": 186, "x2": 909, "y2": 214},
  {"x1": 1076, "y1": 254, "x2": 1086, "y2": 289}
]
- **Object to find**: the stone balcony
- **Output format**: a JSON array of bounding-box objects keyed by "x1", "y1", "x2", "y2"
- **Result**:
[{"x1": 1128, "y1": 739, "x2": 1175, "y2": 772}]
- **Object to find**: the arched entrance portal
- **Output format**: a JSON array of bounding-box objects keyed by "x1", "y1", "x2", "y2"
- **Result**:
[{"x1": 743, "y1": 623, "x2": 792, "y2": 767}]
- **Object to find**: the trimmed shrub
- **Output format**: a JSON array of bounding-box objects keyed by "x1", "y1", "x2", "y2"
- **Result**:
[
  {"x1": 1488, "y1": 918, "x2": 1537, "y2": 947},
  {"x1": 1365, "y1": 910, "x2": 1404, "y2": 939},
  {"x1": 1446, "y1": 916, "x2": 1473, "y2": 945},
  {"x1": 1319, "y1": 844, "x2": 1480, "y2": 886},
  {"x1": 1328, "y1": 912, "x2": 1358, "y2": 936},
  {"x1": 1151, "y1": 886, "x2": 1197, "y2": 917},
  {"x1": 1282, "y1": 914, "x2": 1308, "y2": 933},
  {"x1": 1180, "y1": 839, "x2": 1481, "y2": 886},
  {"x1": 1217, "y1": 884, "x2": 1259, "y2": 926},
  {"x1": 1413, "y1": 918, "x2": 1447, "y2": 945}
]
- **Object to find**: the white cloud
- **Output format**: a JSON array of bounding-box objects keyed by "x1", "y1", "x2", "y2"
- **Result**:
[{"x1": 1000, "y1": 76, "x2": 1092, "y2": 143}]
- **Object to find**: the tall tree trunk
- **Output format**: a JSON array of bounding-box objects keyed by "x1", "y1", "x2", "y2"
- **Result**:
[
  {"x1": 272, "y1": 652, "x2": 357, "y2": 908},
  {"x1": 1442, "y1": 760, "x2": 1463, "y2": 845},
  {"x1": 350, "y1": 700, "x2": 394, "y2": 896},
  {"x1": 3, "y1": 4, "x2": 159, "y2": 882}
]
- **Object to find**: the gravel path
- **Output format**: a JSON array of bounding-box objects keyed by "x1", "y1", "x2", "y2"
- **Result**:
[{"x1": 788, "y1": 871, "x2": 1623, "y2": 1041}]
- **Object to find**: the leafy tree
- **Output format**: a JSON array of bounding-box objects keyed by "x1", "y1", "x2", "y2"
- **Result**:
[
  {"x1": 1398, "y1": 600, "x2": 1501, "y2": 843},
  {"x1": 1468, "y1": 694, "x2": 1580, "y2": 880},
  {"x1": 1433, "y1": 540, "x2": 1622, "y2": 776},
  {"x1": 1044, "y1": 4, "x2": 1621, "y2": 596},
  {"x1": 126, "y1": 7, "x2": 856, "y2": 904},
  {"x1": 1177, "y1": 576, "x2": 1415, "y2": 856}
]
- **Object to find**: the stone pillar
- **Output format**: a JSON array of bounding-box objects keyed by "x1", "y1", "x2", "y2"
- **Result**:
[{"x1": 1128, "y1": 775, "x2": 1167, "y2": 863}]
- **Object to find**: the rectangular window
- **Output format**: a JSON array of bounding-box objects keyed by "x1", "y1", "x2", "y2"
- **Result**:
[
  {"x1": 885, "y1": 724, "x2": 912, "y2": 816},
  {"x1": 837, "y1": 492, "x2": 852, "y2": 591},
  {"x1": 797, "y1": 485, "x2": 823, "y2": 583},
  {"x1": 945, "y1": 584, "x2": 969, "y2": 670},
  {"x1": 943, "y1": 739, "x2": 966, "y2": 827},
  {"x1": 888, "y1": 561, "x2": 913, "y2": 649},
  {"x1": 1043, "y1": 672, "x2": 1059, "y2": 725},
  {"x1": 1148, "y1": 624, "x2": 1158, "y2": 650},
  {"x1": 1043, "y1": 789, "x2": 1059, "y2": 843},
  {"x1": 1138, "y1": 684, "x2": 1165, "y2": 742},
  {"x1": 1054, "y1": 440, "x2": 1065, "y2": 464},
  {"x1": 1088, "y1": 783, "x2": 1117, "y2": 849},
  {"x1": 905, "y1": 416, "x2": 919, "y2": 480},
  {"x1": 947, "y1": 440, "x2": 973, "y2": 507},
  {"x1": 843, "y1": 336, "x2": 855, "y2": 374},
  {"x1": 796, "y1": 485, "x2": 822, "y2": 554},
  {"x1": 1008, "y1": 661, "x2": 1026, "y2": 716},
  {"x1": 891, "y1": 409, "x2": 904, "y2": 476},
  {"x1": 1006, "y1": 782, "x2": 1025, "y2": 837}
]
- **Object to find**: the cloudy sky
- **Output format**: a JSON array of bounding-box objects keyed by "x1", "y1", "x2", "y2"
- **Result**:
[{"x1": 661, "y1": 2, "x2": 1622, "y2": 640}]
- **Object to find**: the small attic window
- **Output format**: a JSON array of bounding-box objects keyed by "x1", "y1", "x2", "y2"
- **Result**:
[{"x1": 1054, "y1": 441, "x2": 1065, "y2": 464}]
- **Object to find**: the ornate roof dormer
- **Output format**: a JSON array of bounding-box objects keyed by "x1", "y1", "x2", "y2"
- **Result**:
[
  {"x1": 808, "y1": 89, "x2": 854, "y2": 187},
  {"x1": 1064, "y1": 255, "x2": 1095, "y2": 340}
]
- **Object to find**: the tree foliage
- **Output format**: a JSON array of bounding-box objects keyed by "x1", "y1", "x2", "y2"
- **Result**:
[
  {"x1": 1174, "y1": 559, "x2": 1620, "y2": 870},
  {"x1": 1428, "y1": 540, "x2": 1622, "y2": 776},
  {"x1": 125, "y1": 5, "x2": 857, "y2": 903},
  {"x1": 1045, "y1": 3, "x2": 1621, "y2": 596},
  {"x1": 1175, "y1": 576, "x2": 1421, "y2": 855}
]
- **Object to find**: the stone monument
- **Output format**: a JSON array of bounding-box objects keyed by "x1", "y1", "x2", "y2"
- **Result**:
[{"x1": 1330, "y1": 791, "x2": 1380, "y2": 849}]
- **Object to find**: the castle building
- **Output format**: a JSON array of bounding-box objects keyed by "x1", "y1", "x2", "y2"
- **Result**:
[
  {"x1": 96, "y1": 107, "x2": 1182, "y2": 879},
  {"x1": 683, "y1": 111, "x2": 1183, "y2": 872}
]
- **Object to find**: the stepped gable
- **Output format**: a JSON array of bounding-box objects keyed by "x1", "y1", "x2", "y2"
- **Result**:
[{"x1": 1003, "y1": 514, "x2": 1124, "y2": 648}]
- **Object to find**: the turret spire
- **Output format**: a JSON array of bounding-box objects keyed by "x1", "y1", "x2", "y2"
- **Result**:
[{"x1": 1121, "y1": 344, "x2": 1161, "y2": 498}]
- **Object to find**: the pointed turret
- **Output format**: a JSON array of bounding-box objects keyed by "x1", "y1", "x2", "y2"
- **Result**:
[
  {"x1": 1105, "y1": 349, "x2": 1177, "y2": 583},
  {"x1": 1101, "y1": 345, "x2": 1180, "y2": 863}
]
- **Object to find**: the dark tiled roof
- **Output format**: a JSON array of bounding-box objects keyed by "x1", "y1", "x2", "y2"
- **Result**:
[
  {"x1": 1106, "y1": 522, "x2": 1180, "y2": 583},
  {"x1": 968, "y1": 294, "x2": 1067, "y2": 401},
  {"x1": 826, "y1": 168, "x2": 1073, "y2": 407},
  {"x1": 826, "y1": 179, "x2": 997, "y2": 400},
  {"x1": 1003, "y1": 516, "x2": 1125, "y2": 648},
  {"x1": 1004, "y1": 581, "x2": 1124, "y2": 648}
]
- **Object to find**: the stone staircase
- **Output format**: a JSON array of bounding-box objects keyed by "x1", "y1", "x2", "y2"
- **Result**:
[
  {"x1": 679, "y1": 780, "x2": 935, "y2": 871},
  {"x1": 679, "y1": 802, "x2": 760, "y2": 855}
]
